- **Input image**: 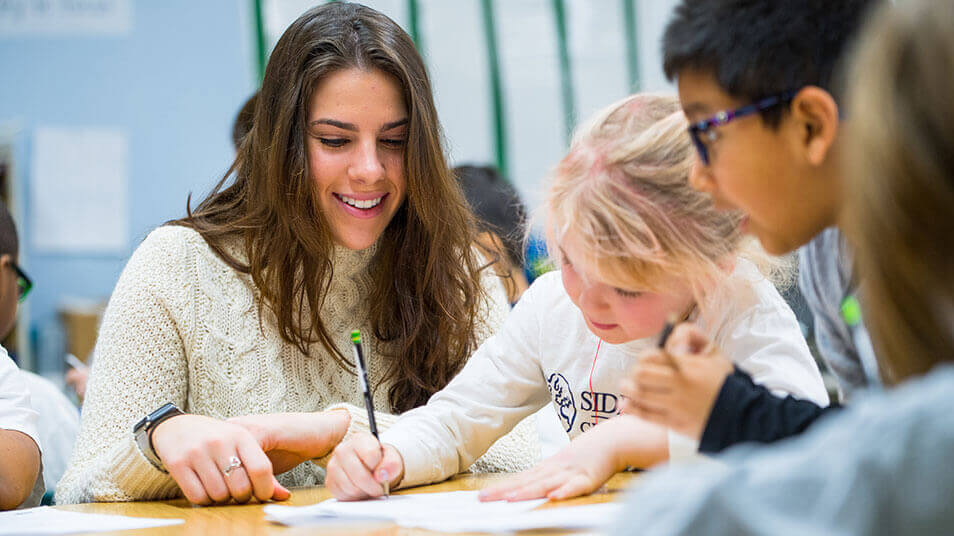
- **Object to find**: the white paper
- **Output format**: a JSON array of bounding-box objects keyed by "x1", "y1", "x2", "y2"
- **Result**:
[
  {"x1": 0, "y1": 0, "x2": 131, "y2": 36},
  {"x1": 265, "y1": 490, "x2": 547, "y2": 528},
  {"x1": 31, "y1": 127, "x2": 128, "y2": 253},
  {"x1": 0, "y1": 507, "x2": 183, "y2": 535},
  {"x1": 413, "y1": 502, "x2": 622, "y2": 533}
]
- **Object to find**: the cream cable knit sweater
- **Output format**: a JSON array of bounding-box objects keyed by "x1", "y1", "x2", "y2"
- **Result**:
[{"x1": 56, "y1": 226, "x2": 537, "y2": 504}]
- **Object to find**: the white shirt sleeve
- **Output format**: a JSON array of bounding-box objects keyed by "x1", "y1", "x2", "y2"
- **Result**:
[
  {"x1": 381, "y1": 279, "x2": 552, "y2": 488},
  {"x1": 0, "y1": 347, "x2": 42, "y2": 453}
]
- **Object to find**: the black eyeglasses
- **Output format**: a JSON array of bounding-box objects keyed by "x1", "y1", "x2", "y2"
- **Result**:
[
  {"x1": 10, "y1": 262, "x2": 32, "y2": 303},
  {"x1": 688, "y1": 90, "x2": 797, "y2": 165}
]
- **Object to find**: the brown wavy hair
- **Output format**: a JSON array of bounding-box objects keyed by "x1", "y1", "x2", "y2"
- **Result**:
[
  {"x1": 843, "y1": 0, "x2": 954, "y2": 384},
  {"x1": 170, "y1": 3, "x2": 487, "y2": 412}
]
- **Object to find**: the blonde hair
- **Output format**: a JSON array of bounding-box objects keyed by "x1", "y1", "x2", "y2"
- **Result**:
[
  {"x1": 545, "y1": 93, "x2": 789, "y2": 302},
  {"x1": 843, "y1": 0, "x2": 954, "y2": 384}
]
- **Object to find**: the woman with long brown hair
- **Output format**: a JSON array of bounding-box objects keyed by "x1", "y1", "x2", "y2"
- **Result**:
[{"x1": 57, "y1": 3, "x2": 531, "y2": 505}]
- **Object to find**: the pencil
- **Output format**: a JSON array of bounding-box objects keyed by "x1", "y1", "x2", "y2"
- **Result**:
[
  {"x1": 350, "y1": 329, "x2": 389, "y2": 497},
  {"x1": 657, "y1": 313, "x2": 680, "y2": 370}
]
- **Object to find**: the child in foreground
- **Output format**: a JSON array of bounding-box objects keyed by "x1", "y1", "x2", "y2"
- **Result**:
[{"x1": 325, "y1": 94, "x2": 827, "y2": 501}]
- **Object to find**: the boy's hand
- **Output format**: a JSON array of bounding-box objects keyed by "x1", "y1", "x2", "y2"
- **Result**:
[
  {"x1": 619, "y1": 323, "x2": 733, "y2": 439},
  {"x1": 326, "y1": 432, "x2": 404, "y2": 501},
  {"x1": 478, "y1": 415, "x2": 667, "y2": 502}
]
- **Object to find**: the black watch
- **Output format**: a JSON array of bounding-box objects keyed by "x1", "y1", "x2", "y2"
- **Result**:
[{"x1": 133, "y1": 402, "x2": 184, "y2": 473}]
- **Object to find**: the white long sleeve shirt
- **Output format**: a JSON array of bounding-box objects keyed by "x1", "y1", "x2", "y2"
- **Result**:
[{"x1": 382, "y1": 259, "x2": 829, "y2": 488}]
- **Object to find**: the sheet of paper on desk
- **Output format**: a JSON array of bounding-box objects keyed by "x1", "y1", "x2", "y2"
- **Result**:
[
  {"x1": 412, "y1": 502, "x2": 622, "y2": 533},
  {"x1": 264, "y1": 490, "x2": 546, "y2": 528},
  {"x1": 0, "y1": 507, "x2": 183, "y2": 535}
]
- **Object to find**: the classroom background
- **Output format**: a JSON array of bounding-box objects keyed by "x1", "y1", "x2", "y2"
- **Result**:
[{"x1": 1, "y1": 0, "x2": 682, "y2": 376}]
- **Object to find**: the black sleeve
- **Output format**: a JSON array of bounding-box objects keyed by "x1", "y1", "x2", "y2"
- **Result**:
[{"x1": 698, "y1": 366, "x2": 840, "y2": 454}]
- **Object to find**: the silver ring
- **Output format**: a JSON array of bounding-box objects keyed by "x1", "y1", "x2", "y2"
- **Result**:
[{"x1": 222, "y1": 455, "x2": 242, "y2": 476}]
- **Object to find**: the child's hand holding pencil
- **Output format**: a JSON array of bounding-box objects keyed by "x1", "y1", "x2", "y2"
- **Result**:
[{"x1": 619, "y1": 323, "x2": 733, "y2": 440}]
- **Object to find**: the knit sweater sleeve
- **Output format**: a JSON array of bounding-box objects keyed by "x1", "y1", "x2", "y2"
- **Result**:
[{"x1": 56, "y1": 227, "x2": 194, "y2": 504}]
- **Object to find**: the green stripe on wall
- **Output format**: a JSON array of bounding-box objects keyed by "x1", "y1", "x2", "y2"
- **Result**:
[
  {"x1": 480, "y1": 0, "x2": 509, "y2": 178},
  {"x1": 253, "y1": 0, "x2": 267, "y2": 82},
  {"x1": 552, "y1": 0, "x2": 576, "y2": 145},
  {"x1": 622, "y1": 0, "x2": 640, "y2": 91},
  {"x1": 406, "y1": 0, "x2": 422, "y2": 50}
]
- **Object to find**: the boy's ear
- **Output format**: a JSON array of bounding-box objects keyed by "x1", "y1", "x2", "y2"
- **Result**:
[
  {"x1": 789, "y1": 86, "x2": 840, "y2": 166},
  {"x1": 0, "y1": 254, "x2": 9, "y2": 269}
]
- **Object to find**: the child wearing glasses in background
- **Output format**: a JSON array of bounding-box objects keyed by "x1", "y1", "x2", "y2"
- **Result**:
[
  {"x1": 324, "y1": 93, "x2": 828, "y2": 501},
  {"x1": 620, "y1": 0, "x2": 881, "y2": 452},
  {"x1": 0, "y1": 202, "x2": 43, "y2": 509}
]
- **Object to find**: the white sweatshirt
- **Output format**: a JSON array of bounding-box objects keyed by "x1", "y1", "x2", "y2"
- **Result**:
[{"x1": 382, "y1": 260, "x2": 829, "y2": 488}]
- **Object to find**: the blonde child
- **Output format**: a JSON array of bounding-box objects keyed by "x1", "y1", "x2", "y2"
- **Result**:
[{"x1": 325, "y1": 94, "x2": 828, "y2": 501}]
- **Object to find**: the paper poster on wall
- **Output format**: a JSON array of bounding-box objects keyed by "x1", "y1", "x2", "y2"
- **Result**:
[
  {"x1": 31, "y1": 127, "x2": 128, "y2": 254},
  {"x1": 0, "y1": 0, "x2": 131, "y2": 37}
]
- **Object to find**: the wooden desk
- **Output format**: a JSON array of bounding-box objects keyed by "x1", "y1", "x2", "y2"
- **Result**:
[{"x1": 56, "y1": 472, "x2": 639, "y2": 535}]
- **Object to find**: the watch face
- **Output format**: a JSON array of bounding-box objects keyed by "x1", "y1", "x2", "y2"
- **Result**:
[
  {"x1": 133, "y1": 414, "x2": 150, "y2": 433},
  {"x1": 134, "y1": 403, "x2": 177, "y2": 433}
]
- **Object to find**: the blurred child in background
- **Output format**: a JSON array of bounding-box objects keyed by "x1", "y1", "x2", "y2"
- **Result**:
[
  {"x1": 455, "y1": 164, "x2": 530, "y2": 304},
  {"x1": 0, "y1": 202, "x2": 43, "y2": 509}
]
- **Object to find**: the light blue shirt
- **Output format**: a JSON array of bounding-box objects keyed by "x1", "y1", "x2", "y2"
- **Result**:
[
  {"x1": 610, "y1": 364, "x2": 954, "y2": 535},
  {"x1": 799, "y1": 228, "x2": 880, "y2": 400}
]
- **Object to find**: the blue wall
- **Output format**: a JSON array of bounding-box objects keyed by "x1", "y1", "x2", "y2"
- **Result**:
[{"x1": 0, "y1": 1, "x2": 256, "y2": 369}]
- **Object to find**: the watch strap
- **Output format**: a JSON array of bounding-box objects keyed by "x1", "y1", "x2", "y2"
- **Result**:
[{"x1": 133, "y1": 403, "x2": 183, "y2": 473}]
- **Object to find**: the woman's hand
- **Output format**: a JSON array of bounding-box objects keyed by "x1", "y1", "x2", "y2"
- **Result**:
[
  {"x1": 228, "y1": 410, "x2": 351, "y2": 474},
  {"x1": 150, "y1": 414, "x2": 290, "y2": 505},
  {"x1": 620, "y1": 323, "x2": 734, "y2": 439},
  {"x1": 478, "y1": 415, "x2": 667, "y2": 502},
  {"x1": 325, "y1": 432, "x2": 404, "y2": 501}
]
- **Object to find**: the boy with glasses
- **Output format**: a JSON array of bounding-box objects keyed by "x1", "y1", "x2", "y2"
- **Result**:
[
  {"x1": 621, "y1": 0, "x2": 880, "y2": 455},
  {"x1": 0, "y1": 202, "x2": 42, "y2": 509}
]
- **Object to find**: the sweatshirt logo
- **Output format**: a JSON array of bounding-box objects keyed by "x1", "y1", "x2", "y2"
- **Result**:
[{"x1": 546, "y1": 372, "x2": 576, "y2": 432}]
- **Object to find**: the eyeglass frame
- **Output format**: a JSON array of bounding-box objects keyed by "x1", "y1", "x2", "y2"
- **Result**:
[
  {"x1": 687, "y1": 89, "x2": 798, "y2": 166},
  {"x1": 9, "y1": 261, "x2": 32, "y2": 303}
]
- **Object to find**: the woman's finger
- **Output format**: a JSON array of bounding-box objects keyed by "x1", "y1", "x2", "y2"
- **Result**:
[
  {"x1": 192, "y1": 453, "x2": 231, "y2": 504},
  {"x1": 270, "y1": 475, "x2": 290, "y2": 501},
  {"x1": 167, "y1": 462, "x2": 211, "y2": 505},
  {"x1": 235, "y1": 435, "x2": 276, "y2": 502}
]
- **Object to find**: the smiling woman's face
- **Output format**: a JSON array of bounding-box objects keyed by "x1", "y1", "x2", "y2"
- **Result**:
[{"x1": 306, "y1": 68, "x2": 409, "y2": 250}]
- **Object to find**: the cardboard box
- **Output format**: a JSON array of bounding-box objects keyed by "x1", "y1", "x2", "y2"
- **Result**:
[{"x1": 59, "y1": 299, "x2": 106, "y2": 363}]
